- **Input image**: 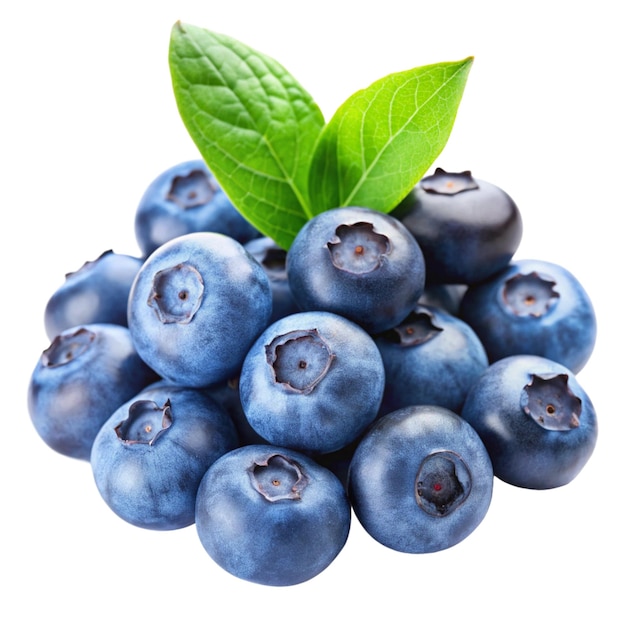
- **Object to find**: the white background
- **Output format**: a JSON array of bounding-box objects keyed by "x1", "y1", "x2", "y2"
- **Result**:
[{"x1": 2, "y1": 1, "x2": 623, "y2": 624}]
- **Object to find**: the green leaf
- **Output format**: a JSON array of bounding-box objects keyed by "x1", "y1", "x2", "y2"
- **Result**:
[
  {"x1": 308, "y1": 58, "x2": 474, "y2": 215},
  {"x1": 169, "y1": 22, "x2": 325, "y2": 250}
]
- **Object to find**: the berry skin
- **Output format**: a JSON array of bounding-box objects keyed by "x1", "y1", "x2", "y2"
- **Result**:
[
  {"x1": 244, "y1": 236, "x2": 300, "y2": 324},
  {"x1": 44, "y1": 250, "x2": 143, "y2": 340},
  {"x1": 134, "y1": 159, "x2": 260, "y2": 258},
  {"x1": 195, "y1": 444, "x2": 351, "y2": 586},
  {"x1": 459, "y1": 259, "x2": 597, "y2": 373},
  {"x1": 461, "y1": 354, "x2": 598, "y2": 489},
  {"x1": 373, "y1": 303, "x2": 489, "y2": 415},
  {"x1": 393, "y1": 168, "x2": 523, "y2": 285},
  {"x1": 27, "y1": 324, "x2": 158, "y2": 461},
  {"x1": 91, "y1": 381, "x2": 239, "y2": 530},
  {"x1": 239, "y1": 310, "x2": 385, "y2": 455},
  {"x1": 127, "y1": 232, "x2": 272, "y2": 388},
  {"x1": 348, "y1": 405, "x2": 493, "y2": 554},
  {"x1": 286, "y1": 206, "x2": 426, "y2": 334}
]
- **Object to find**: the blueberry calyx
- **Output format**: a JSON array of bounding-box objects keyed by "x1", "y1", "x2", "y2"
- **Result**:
[
  {"x1": 502, "y1": 271, "x2": 559, "y2": 317},
  {"x1": 147, "y1": 263, "x2": 204, "y2": 324},
  {"x1": 383, "y1": 309, "x2": 443, "y2": 346},
  {"x1": 166, "y1": 168, "x2": 216, "y2": 209},
  {"x1": 420, "y1": 168, "x2": 479, "y2": 195},
  {"x1": 327, "y1": 222, "x2": 390, "y2": 274},
  {"x1": 248, "y1": 453, "x2": 309, "y2": 502},
  {"x1": 64, "y1": 249, "x2": 114, "y2": 279},
  {"x1": 260, "y1": 246, "x2": 288, "y2": 276},
  {"x1": 415, "y1": 451, "x2": 471, "y2": 517},
  {"x1": 521, "y1": 373, "x2": 582, "y2": 431},
  {"x1": 265, "y1": 329, "x2": 335, "y2": 394},
  {"x1": 42, "y1": 327, "x2": 95, "y2": 367},
  {"x1": 114, "y1": 399, "x2": 173, "y2": 445}
]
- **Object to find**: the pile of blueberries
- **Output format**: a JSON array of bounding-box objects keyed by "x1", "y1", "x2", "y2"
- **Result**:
[{"x1": 28, "y1": 160, "x2": 598, "y2": 587}]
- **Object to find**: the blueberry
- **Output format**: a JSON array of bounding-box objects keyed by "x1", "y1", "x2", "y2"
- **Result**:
[
  {"x1": 239, "y1": 310, "x2": 385, "y2": 455},
  {"x1": 393, "y1": 168, "x2": 523, "y2": 284},
  {"x1": 91, "y1": 381, "x2": 238, "y2": 530},
  {"x1": 348, "y1": 405, "x2": 493, "y2": 553},
  {"x1": 459, "y1": 259, "x2": 597, "y2": 373},
  {"x1": 461, "y1": 354, "x2": 598, "y2": 489},
  {"x1": 127, "y1": 232, "x2": 273, "y2": 388},
  {"x1": 286, "y1": 206, "x2": 426, "y2": 333},
  {"x1": 27, "y1": 324, "x2": 158, "y2": 461},
  {"x1": 44, "y1": 250, "x2": 143, "y2": 340},
  {"x1": 195, "y1": 444, "x2": 351, "y2": 586},
  {"x1": 373, "y1": 303, "x2": 489, "y2": 415},
  {"x1": 244, "y1": 236, "x2": 300, "y2": 324},
  {"x1": 134, "y1": 159, "x2": 260, "y2": 258}
]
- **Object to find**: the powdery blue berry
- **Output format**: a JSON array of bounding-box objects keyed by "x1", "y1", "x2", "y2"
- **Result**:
[
  {"x1": 373, "y1": 303, "x2": 489, "y2": 415},
  {"x1": 461, "y1": 354, "x2": 598, "y2": 489},
  {"x1": 287, "y1": 206, "x2": 425, "y2": 333},
  {"x1": 348, "y1": 404, "x2": 493, "y2": 553},
  {"x1": 239, "y1": 311, "x2": 385, "y2": 455},
  {"x1": 127, "y1": 232, "x2": 272, "y2": 388},
  {"x1": 44, "y1": 250, "x2": 143, "y2": 340},
  {"x1": 134, "y1": 159, "x2": 260, "y2": 258},
  {"x1": 91, "y1": 382, "x2": 239, "y2": 530},
  {"x1": 195, "y1": 444, "x2": 351, "y2": 586},
  {"x1": 459, "y1": 259, "x2": 597, "y2": 373},
  {"x1": 28, "y1": 324, "x2": 158, "y2": 461}
]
